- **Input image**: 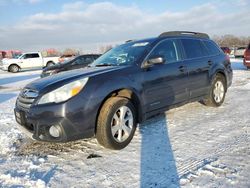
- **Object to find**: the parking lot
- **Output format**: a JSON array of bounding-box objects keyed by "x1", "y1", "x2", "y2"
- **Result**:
[{"x1": 0, "y1": 58, "x2": 249, "y2": 187}]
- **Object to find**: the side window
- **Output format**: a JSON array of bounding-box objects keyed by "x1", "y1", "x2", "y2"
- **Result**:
[
  {"x1": 72, "y1": 58, "x2": 81, "y2": 65},
  {"x1": 93, "y1": 55, "x2": 100, "y2": 60},
  {"x1": 73, "y1": 57, "x2": 92, "y2": 65},
  {"x1": 84, "y1": 57, "x2": 93, "y2": 64},
  {"x1": 79, "y1": 57, "x2": 92, "y2": 65},
  {"x1": 25, "y1": 53, "x2": 39, "y2": 58},
  {"x1": 31, "y1": 53, "x2": 40, "y2": 58},
  {"x1": 149, "y1": 40, "x2": 180, "y2": 63},
  {"x1": 181, "y1": 39, "x2": 207, "y2": 59},
  {"x1": 21, "y1": 54, "x2": 27, "y2": 59},
  {"x1": 25, "y1": 54, "x2": 32, "y2": 59},
  {"x1": 203, "y1": 41, "x2": 221, "y2": 56}
]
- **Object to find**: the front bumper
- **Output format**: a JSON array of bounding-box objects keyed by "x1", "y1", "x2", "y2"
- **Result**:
[
  {"x1": 0, "y1": 64, "x2": 8, "y2": 71},
  {"x1": 14, "y1": 100, "x2": 96, "y2": 142}
]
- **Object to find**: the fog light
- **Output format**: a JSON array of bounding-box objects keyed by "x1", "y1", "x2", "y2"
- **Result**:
[{"x1": 49, "y1": 125, "x2": 61, "y2": 138}]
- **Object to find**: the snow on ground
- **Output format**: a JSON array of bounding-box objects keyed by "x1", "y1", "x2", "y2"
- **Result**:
[{"x1": 0, "y1": 59, "x2": 249, "y2": 187}]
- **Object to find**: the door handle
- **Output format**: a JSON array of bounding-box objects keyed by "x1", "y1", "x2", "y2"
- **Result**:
[
  {"x1": 179, "y1": 65, "x2": 186, "y2": 72},
  {"x1": 208, "y1": 60, "x2": 213, "y2": 66}
]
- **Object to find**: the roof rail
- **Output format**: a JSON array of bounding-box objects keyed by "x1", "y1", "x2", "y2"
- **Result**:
[
  {"x1": 125, "y1": 39, "x2": 135, "y2": 43},
  {"x1": 159, "y1": 31, "x2": 210, "y2": 39}
]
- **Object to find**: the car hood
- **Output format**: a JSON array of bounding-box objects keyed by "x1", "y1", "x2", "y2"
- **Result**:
[
  {"x1": 26, "y1": 66, "x2": 125, "y2": 92},
  {"x1": 2, "y1": 58, "x2": 21, "y2": 64}
]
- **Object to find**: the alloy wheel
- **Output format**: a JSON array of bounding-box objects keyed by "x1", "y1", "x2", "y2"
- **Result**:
[
  {"x1": 111, "y1": 106, "x2": 134, "y2": 143},
  {"x1": 213, "y1": 80, "x2": 225, "y2": 103}
]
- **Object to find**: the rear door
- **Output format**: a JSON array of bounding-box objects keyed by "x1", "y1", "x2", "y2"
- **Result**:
[
  {"x1": 180, "y1": 38, "x2": 211, "y2": 99},
  {"x1": 142, "y1": 39, "x2": 189, "y2": 112}
]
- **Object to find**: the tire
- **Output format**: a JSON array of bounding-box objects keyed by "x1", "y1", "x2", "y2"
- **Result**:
[
  {"x1": 96, "y1": 97, "x2": 137, "y2": 150},
  {"x1": 9, "y1": 64, "x2": 19, "y2": 73},
  {"x1": 202, "y1": 74, "x2": 226, "y2": 107},
  {"x1": 46, "y1": 62, "x2": 54, "y2": 67}
]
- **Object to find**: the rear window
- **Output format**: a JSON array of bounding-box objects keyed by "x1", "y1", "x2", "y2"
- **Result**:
[
  {"x1": 181, "y1": 39, "x2": 207, "y2": 59},
  {"x1": 203, "y1": 41, "x2": 222, "y2": 56}
]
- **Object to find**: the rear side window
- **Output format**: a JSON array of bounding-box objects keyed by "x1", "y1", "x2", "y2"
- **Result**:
[
  {"x1": 203, "y1": 41, "x2": 221, "y2": 56},
  {"x1": 181, "y1": 39, "x2": 207, "y2": 59},
  {"x1": 149, "y1": 39, "x2": 180, "y2": 63}
]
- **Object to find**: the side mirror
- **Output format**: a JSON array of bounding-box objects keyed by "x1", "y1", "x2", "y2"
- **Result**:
[{"x1": 143, "y1": 56, "x2": 165, "y2": 68}]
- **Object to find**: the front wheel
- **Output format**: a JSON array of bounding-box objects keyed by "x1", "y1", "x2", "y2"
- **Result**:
[
  {"x1": 9, "y1": 65, "x2": 19, "y2": 73},
  {"x1": 96, "y1": 97, "x2": 137, "y2": 150},
  {"x1": 202, "y1": 74, "x2": 226, "y2": 107}
]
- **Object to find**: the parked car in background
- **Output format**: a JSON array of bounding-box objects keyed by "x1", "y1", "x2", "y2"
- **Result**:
[
  {"x1": 233, "y1": 46, "x2": 246, "y2": 58},
  {"x1": 14, "y1": 31, "x2": 232, "y2": 150},
  {"x1": 41, "y1": 54, "x2": 101, "y2": 77},
  {"x1": 243, "y1": 43, "x2": 250, "y2": 69},
  {"x1": 0, "y1": 50, "x2": 22, "y2": 60},
  {"x1": 0, "y1": 52, "x2": 59, "y2": 73},
  {"x1": 220, "y1": 47, "x2": 231, "y2": 55},
  {"x1": 58, "y1": 54, "x2": 76, "y2": 63}
]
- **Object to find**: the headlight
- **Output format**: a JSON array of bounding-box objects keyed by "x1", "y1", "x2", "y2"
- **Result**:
[{"x1": 38, "y1": 77, "x2": 89, "y2": 104}]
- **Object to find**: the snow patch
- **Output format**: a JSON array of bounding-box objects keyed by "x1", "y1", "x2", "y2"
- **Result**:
[{"x1": 0, "y1": 128, "x2": 23, "y2": 155}]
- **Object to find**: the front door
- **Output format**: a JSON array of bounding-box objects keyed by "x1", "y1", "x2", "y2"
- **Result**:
[{"x1": 142, "y1": 39, "x2": 189, "y2": 112}]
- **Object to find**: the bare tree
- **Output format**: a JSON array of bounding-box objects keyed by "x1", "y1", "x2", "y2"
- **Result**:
[
  {"x1": 63, "y1": 48, "x2": 79, "y2": 56},
  {"x1": 213, "y1": 35, "x2": 250, "y2": 47}
]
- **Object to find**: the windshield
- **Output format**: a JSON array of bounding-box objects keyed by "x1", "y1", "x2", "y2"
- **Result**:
[
  {"x1": 13, "y1": 54, "x2": 21, "y2": 59},
  {"x1": 91, "y1": 42, "x2": 150, "y2": 67}
]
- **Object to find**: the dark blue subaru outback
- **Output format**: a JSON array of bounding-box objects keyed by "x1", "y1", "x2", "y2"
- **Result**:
[{"x1": 14, "y1": 31, "x2": 233, "y2": 150}]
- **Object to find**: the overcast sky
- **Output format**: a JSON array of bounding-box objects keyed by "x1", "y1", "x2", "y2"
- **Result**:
[{"x1": 0, "y1": 0, "x2": 249, "y2": 52}]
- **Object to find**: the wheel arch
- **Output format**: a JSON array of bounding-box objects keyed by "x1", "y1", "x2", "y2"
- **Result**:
[
  {"x1": 46, "y1": 61, "x2": 55, "y2": 66},
  {"x1": 94, "y1": 88, "x2": 143, "y2": 133},
  {"x1": 8, "y1": 64, "x2": 20, "y2": 72}
]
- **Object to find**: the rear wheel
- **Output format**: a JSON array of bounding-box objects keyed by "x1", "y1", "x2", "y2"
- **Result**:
[
  {"x1": 96, "y1": 97, "x2": 137, "y2": 150},
  {"x1": 202, "y1": 74, "x2": 226, "y2": 107},
  {"x1": 9, "y1": 65, "x2": 19, "y2": 73}
]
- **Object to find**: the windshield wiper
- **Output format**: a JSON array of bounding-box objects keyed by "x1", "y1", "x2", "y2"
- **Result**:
[{"x1": 95, "y1": 63, "x2": 114, "y2": 67}]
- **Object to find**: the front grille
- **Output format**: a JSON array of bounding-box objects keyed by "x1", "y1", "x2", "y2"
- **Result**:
[{"x1": 17, "y1": 89, "x2": 38, "y2": 111}]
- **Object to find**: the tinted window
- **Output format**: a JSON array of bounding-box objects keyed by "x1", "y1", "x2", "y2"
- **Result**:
[
  {"x1": 149, "y1": 40, "x2": 180, "y2": 63},
  {"x1": 92, "y1": 55, "x2": 100, "y2": 60},
  {"x1": 72, "y1": 56, "x2": 93, "y2": 65},
  {"x1": 181, "y1": 39, "x2": 207, "y2": 59},
  {"x1": 25, "y1": 53, "x2": 39, "y2": 58},
  {"x1": 203, "y1": 41, "x2": 221, "y2": 56},
  {"x1": 80, "y1": 57, "x2": 93, "y2": 64}
]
